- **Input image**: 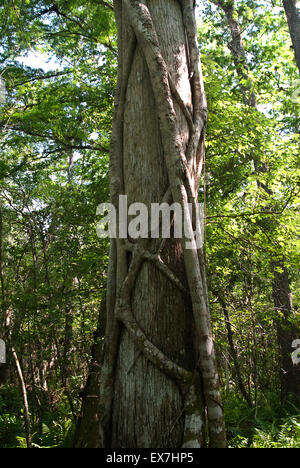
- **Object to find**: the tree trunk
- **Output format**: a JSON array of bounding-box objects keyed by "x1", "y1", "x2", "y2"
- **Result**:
[
  {"x1": 272, "y1": 260, "x2": 300, "y2": 400},
  {"x1": 0, "y1": 207, "x2": 8, "y2": 386},
  {"x1": 218, "y1": 296, "x2": 252, "y2": 407},
  {"x1": 98, "y1": 0, "x2": 226, "y2": 449},
  {"x1": 11, "y1": 346, "x2": 32, "y2": 449},
  {"x1": 73, "y1": 295, "x2": 106, "y2": 448},
  {"x1": 283, "y1": 0, "x2": 300, "y2": 73},
  {"x1": 62, "y1": 304, "x2": 74, "y2": 388}
]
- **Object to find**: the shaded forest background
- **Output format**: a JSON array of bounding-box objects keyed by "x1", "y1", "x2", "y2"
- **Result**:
[{"x1": 0, "y1": 0, "x2": 299, "y2": 448}]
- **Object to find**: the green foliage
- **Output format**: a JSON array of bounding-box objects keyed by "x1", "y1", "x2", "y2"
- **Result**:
[
  {"x1": 225, "y1": 392, "x2": 300, "y2": 448},
  {"x1": 200, "y1": 0, "x2": 300, "y2": 405},
  {"x1": 29, "y1": 416, "x2": 76, "y2": 449},
  {"x1": 0, "y1": 0, "x2": 114, "y2": 449},
  {"x1": 0, "y1": 387, "x2": 24, "y2": 448},
  {"x1": 0, "y1": 385, "x2": 76, "y2": 448}
]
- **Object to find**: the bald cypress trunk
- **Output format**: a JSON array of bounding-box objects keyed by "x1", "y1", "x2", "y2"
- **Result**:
[
  {"x1": 283, "y1": 0, "x2": 300, "y2": 73},
  {"x1": 98, "y1": 0, "x2": 226, "y2": 449}
]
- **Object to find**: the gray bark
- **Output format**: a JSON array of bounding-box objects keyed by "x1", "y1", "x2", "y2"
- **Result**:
[
  {"x1": 11, "y1": 346, "x2": 32, "y2": 449},
  {"x1": 283, "y1": 0, "x2": 300, "y2": 73},
  {"x1": 0, "y1": 207, "x2": 8, "y2": 386}
]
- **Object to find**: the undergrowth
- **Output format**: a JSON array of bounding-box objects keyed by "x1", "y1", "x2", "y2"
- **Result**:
[
  {"x1": 224, "y1": 391, "x2": 300, "y2": 448},
  {"x1": 0, "y1": 385, "x2": 299, "y2": 448}
]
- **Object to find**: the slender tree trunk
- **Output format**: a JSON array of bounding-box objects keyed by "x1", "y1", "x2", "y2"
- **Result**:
[
  {"x1": 213, "y1": 0, "x2": 300, "y2": 401},
  {"x1": 60, "y1": 302, "x2": 77, "y2": 419},
  {"x1": 60, "y1": 149, "x2": 77, "y2": 418},
  {"x1": 0, "y1": 207, "x2": 8, "y2": 385},
  {"x1": 28, "y1": 333, "x2": 44, "y2": 435},
  {"x1": 218, "y1": 296, "x2": 252, "y2": 407},
  {"x1": 62, "y1": 304, "x2": 74, "y2": 388},
  {"x1": 0, "y1": 207, "x2": 6, "y2": 319},
  {"x1": 283, "y1": 0, "x2": 300, "y2": 73},
  {"x1": 11, "y1": 346, "x2": 32, "y2": 449},
  {"x1": 98, "y1": 0, "x2": 226, "y2": 449}
]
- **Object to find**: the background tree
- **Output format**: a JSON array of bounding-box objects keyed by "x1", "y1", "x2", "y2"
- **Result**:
[{"x1": 283, "y1": 0, "x2": 300, "y2": 73}]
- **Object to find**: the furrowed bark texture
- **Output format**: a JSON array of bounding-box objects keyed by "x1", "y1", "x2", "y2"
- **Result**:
[
  {"x1": 98, "y1": 0, "x2": 226, "y2": 448},
  {"x1": 283, "y1": 0, "x2": 300, "y2": 73}
]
